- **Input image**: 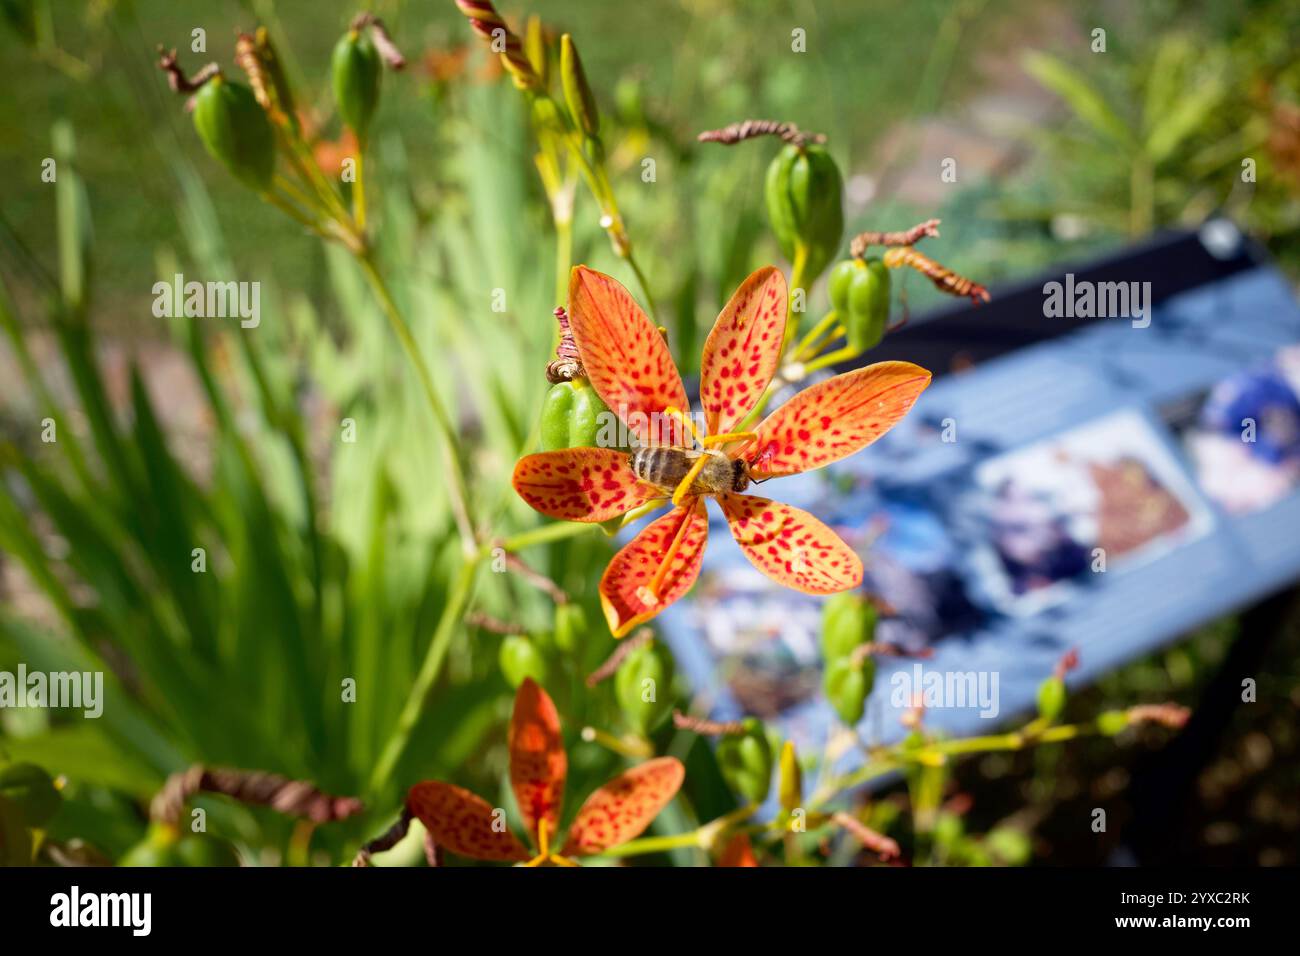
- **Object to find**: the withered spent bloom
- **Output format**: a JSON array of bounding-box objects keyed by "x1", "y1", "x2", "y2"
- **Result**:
[
  {"x1": 156, "y1": 45, "x2": 220, "y2": 94},
  {"x1": 545, "y1": 306, "x2": 585, "y2": 383},
  {"x1": 698, "y1": 119, "x2": 826, "y2": 148},
  {"x1": 849, "y1": 218, "x2": 942, "y2": 258},
  {"x1": 151, "y1": 764, "x2": 364, "y2": 826}
]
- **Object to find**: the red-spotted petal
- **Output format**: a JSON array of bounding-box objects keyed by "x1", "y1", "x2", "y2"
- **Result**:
[
  {"x1": 509, "y1": 678, "x2": 567, "y2": 840},
  {"x1": 745, "y1": 361, "x2": 931, "y2": 478},
  {"x1": 719, "y1": 832, "x2": 760, "y2": 867},
  {"x1": 561, "y1": 757, "x2": 685, "y2": 856},
  {"x1": 699, "y1": 266, "x2": 787, "y2": 435},
  {"x1": 406, "y1": 781, "x2": 530, "y2": 862},
  {"x1": 717, "y1": 493, "x2": 862, "y2": 593},
  {"x1": 512, "y1": 448, "x2": 652, "y2": 522},
  {"x1": 599, "y1": 498, "x2": 708, "y2": 637},
  {"x1": 568, "y1": 266, "x2": 690, "y2": 447}
]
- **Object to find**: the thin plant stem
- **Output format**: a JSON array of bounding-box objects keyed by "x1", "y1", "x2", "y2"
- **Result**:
[
  {"x1": 356, "y1": 252, "x2": 477, "y2": 550},
  {"x1": 368, "y1": 558, "x2": 483, "y2": 794},
  {"x1": 791, "y1": 310, "x2": 839, "y2": 362},
  {"x1": 801, "y1": 344, "x2": 860, "y2": 376},
  {"x1": 353, "y1": 149, "x2": 367, "y2": 233}
]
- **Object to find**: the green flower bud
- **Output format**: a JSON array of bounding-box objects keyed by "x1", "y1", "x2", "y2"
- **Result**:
[
  {"x1": 1036, "y1": 675, "x2": 1067, "y2": 723},
  {"x1": 553, "y1": 602, "x2": 587, "y2": 653},
  {"x1": 540, "y1": 379, "x2": 612, "y2": 450},
  {"x1": 498, "y1": 635, "x2": 548, "y2": 689},
  {"x1": 1097, "y1": 710, "x2": 1130, "y2": 736},
  {"x1": 778, "y1": 740, "x2": 803, "y2": 814},
  {"x1": 986, "y1": 826, "x2": 1032, "y2": 865},
  {"x1": 0, "y1": 762, "x2": 60, "y2": 828},
  {"x1": 614, "y1": 638, "x2": 674, "y2": 733},
  {"x1": 764, "y1": 143, "x2": 844, "y2": 284},
  {"x1": 715, "y1": 718, "x2": 773, "y2": 805},
  {"x1": 192, "y1": 75, "x2": 275, "y2": 190},
  {"x1": 332, "y1": 29, "x2": 382, "y2": 143},
  {"x1": 560, "y1": 33, "x2": 599, "y2": 139},
  {"x1": 824, "y1": 654, "x2": 875, "y2": 726},
  {"x1": 821, "y1": 592, "x2": 877, "y2": 661},
  {"x1": 524, "y1": 16, "x2": 549, "y2": 89},
  {"x1": 932, "y1": 810, "x2": 964, "y2": 847}
]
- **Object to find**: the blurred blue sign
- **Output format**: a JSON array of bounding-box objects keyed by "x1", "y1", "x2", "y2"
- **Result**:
[{"x1": 658, "y1": 222, "x2": 1300, "y2": 761}]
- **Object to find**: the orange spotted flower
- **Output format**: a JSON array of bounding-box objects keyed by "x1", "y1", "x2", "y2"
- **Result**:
[
  {"x1": 406, "y1": 678, "x2": 684, "y2": 866},
  {"x1": 513, "y1": 266, "x2": 932, "y2": 637}
]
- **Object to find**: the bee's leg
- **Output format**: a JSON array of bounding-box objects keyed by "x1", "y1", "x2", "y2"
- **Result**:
[
  {"x1": 701, "y1": 430, "x2": 758, "y2": 450},
  {"x1": 660, "y1": 406, "x2": 704, "y2": 448},
  {"x1": 671, "y1": 456, "x2": 711, "y2": 507}
]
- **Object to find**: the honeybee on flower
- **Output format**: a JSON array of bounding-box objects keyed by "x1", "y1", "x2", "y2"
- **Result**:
[{"x1": 513, "y1": 266, "x2": 931, "y2": 636}]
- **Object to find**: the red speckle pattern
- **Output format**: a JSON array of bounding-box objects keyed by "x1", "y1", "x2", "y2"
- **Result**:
[
  {"x1": 699, "y1": 266, "x2": 787, "y2": 435},
  {"x1": 745, "y1": 361, "x2": 932, "y2": 478},
  {"x1": 512, "y1": 448, "x2": 650, "y2": 522},
  {"x1": 568, "y1": 266, "x2": 690, "y2": 447},
  {"x1": 599, "y1": 498, "x2": 708, "y2": 635},
  {"x1": 509, "y1": 678, "x2": 567, "y2": 839},
  {"x1": 406, "y1": 781, "x2": 529, "y2": 862},
  {"x1": 716, "y1": 493, "x2": 863, "y2": 593},
  {"x1": 561, "y1": 757, "x2": 685, "y2": 856}
]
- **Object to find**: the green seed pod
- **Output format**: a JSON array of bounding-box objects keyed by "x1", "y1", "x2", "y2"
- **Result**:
[
  {"x1": 828, "y1": 258, "x2": 858, "y2": 314},
  {"x1": 1097, "y1": 710, "x2": 1130, "y2": 736},
  {"x1": 614, "y1": 638, "x2": 674, "y2": 733},
  {"x1": 332, "y1": 29, "x2": 382, "y2": 143},
  {"x1": 1036, "y1": 675, "x2": 1067, "y2": 723},
  {"x1": 824, "y1": 655, "x2": 875, "y2": 726},
  {"x1": 715, "y1": 718, "x2": 773, "y2": 805},
  {"x1": 540, "y1": 379, "x2": 612, "y2": 450},
  {"x1": 777, "y1": 740, "x2": 803, "y2": 814},
  {"x1": 764, "y1": 143, "x2": 844, "y2": 284},
  {"x1": 192, "y1": 75, "x2": 275, "y2": 191},
  {"x1": 498, "y1": 635, "x2": 548, "y2": 689},
  {"x1": 821, "y1": 592, "x2": 877, "y2": 661},
  {"x1": 0, "y1": 762, "x2": 60, "y2": 828},
  {"x1": 846, "y1": 257, "x2": 891, "y2": 353},
  {"x1": 560, "y1": 34, "x2": 599, "y2": 139}
]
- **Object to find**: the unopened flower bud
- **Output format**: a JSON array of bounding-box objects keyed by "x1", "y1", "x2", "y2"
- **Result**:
[{"x1": 560, "y1": 33, "x2": 599, "y2": 139}]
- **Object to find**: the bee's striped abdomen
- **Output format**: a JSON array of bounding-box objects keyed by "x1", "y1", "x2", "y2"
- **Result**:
[{"x1": 631, "y1": 446, "x2": 692, "y2": 492}]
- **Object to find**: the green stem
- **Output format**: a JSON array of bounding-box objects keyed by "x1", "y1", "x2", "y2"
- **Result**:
[
  {"x1": 353, "y1": 149, "x2": 367, "y2": 233},
  {"x1": 791, "y1": 310, "x2": 839, "y2": 362},
  {"x1": 801, "y1": 343, "x2": 860, "y2": 376},
  {"x1": 356, "y1": 252, "x2": 477, "y2": 550},
  {"x1": 553, "y1": 212, "x2": 573, "y2": 310},
  {"x1": 368, "y1": 558, "x2": 483, "y2": 795},
  {"x1": 781, "y1": 243, "x2": 810, "y2": 351}
]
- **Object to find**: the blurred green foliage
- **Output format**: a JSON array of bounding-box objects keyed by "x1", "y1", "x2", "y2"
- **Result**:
[{"x1": 0, "y1": 0, "x2": 1295, "y2": 867}]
